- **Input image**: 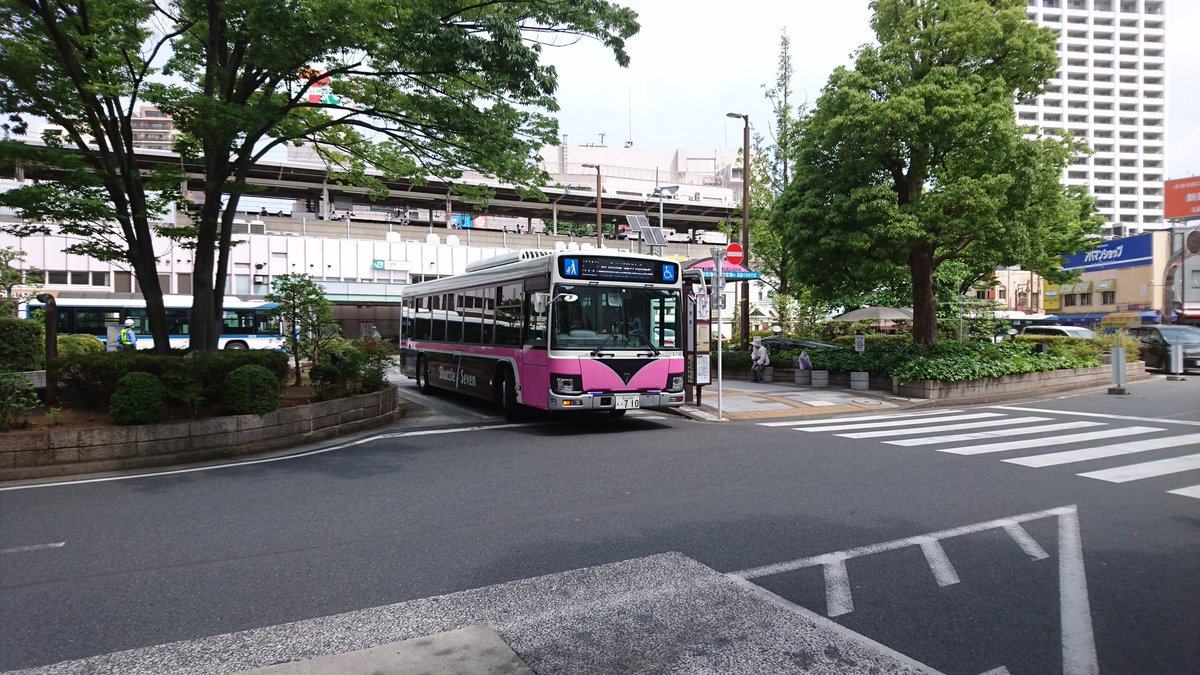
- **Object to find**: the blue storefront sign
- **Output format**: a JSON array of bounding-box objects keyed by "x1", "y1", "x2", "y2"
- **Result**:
[{"x1": 1062, "y1": 233, "x2": 1153, "y2": 272}]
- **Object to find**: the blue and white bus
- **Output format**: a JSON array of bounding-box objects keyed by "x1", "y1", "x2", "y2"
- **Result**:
[{"x1": 25, "y1": 294, "x2": 284, "y2": 350}]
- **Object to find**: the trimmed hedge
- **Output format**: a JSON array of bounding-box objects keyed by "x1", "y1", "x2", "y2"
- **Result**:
[
  {"x1": 56, "y1": 349, "x2": 289, "y2": 410},
  {"x1": 0, "y1": 318, "x2": 43, "y2": 372},
  {"x1": 109, "y1": 372, "x2": 168, "y2": 425},
  {"x1": 223, "y1": 364, "x2": 280, "y2": 415}
]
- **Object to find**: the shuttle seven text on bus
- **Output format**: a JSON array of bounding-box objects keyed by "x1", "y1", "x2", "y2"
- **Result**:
[{"x1": 400, "y1": 250, "x2": 685, "y2": 420}]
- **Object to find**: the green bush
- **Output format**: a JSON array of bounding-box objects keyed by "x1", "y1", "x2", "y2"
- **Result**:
[
  {"x1": 891, "y1": 341, "x2": 1100, "y2": 383},
  {"x1": 308, "y1": 362, "x2": 341, "y2": 401},
  {"x1": 109, "y1": 371, "x2": 168, "y2": 425},
  {"x1": 57, "y1": 334, "x2": 105, "y2": 357},
  {"x1": 223, "y1": 364, "x2": 280, "y2": 415},
  {"x1": 0, "y1": 318, "x2": 44, "y2": 372},
  {"x1": 0, "y1": 371, "x2": 40, "y2": 431}
]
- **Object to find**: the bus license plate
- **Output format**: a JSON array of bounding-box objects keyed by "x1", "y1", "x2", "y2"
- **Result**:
[{"x1": 615, "y1": 394, "x2": 641, "y2": 410}]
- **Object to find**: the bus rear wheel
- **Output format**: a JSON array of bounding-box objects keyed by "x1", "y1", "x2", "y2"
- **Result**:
[
  {"x1": 224, "y1": 341, "x2": 248, "y2": 350},
  {"x1": 498, "y1": 368, "x2": 523, "y2": 422},
  {"x1": 416, "y1": 356, "x2": 433, "y2": 394}
]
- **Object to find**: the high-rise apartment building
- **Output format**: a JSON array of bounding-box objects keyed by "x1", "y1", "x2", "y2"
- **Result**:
[{"x1": 1017, "y1": 0, "x2": 1167, "y2": 239}]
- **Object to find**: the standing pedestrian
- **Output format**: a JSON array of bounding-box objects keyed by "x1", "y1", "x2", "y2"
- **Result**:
[
  {"x1": 118, "y1": 319, "x2": 138, "y2": 351},
  {"x1": 750, "y1": 336, "x2": 769, "y2": 383}
]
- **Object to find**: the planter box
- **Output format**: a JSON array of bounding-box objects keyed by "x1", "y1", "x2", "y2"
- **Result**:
[
  {"x1": 811, "y1": 370, "x2": 830, "y2": 388},
  {"x1": 896, "y1": 362, "x2": 1147, "y2": 402},
  {"x1": 850, "y1": 371, "x2": 869, "y2": 391},
  {"x1": 794, "y1": 370, "x2": 811, "y2": 385},
  {"x1": 0, "y1": 386, "x2": 408, "y2": 481}
]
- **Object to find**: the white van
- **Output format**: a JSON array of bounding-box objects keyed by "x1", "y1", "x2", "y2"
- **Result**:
[{"x1": 1021, "y1": 325, "x2": 1096, "y2": 339}]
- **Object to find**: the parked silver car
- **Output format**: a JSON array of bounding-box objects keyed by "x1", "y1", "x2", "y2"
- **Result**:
[{"x1": 1020, "y1": 325, "x2": 1096, "y2": 339}]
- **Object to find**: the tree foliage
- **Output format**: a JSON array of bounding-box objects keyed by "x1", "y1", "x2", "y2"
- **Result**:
[
  {"x1": 0, "y1": 247, "x2": 41, "y2": 317},
  {"x1": 773, "y1": 0, "x2": 1102, "y2": 344},
  {"x1": 1, "y1": 0, "x2": 639, "y2": 350},
  {"x1": 266, "y1": 273, "x2": 339, "y2": 386}
]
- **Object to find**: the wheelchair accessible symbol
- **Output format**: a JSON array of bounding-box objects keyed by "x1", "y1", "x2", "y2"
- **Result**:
[{"x1": 662, "y1": 264, "x2": 676, "y2": 282}]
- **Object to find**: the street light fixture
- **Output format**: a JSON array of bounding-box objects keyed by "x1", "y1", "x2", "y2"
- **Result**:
[
  {"x1": 651, "y1": 184, "x2": 679, "y2": 255},
  {"x1": 726, "y1": 112, "x2": 750, "y2": 347},
  {"x1": 582, "y1": 163, "x2": 603, "y2": 249}
]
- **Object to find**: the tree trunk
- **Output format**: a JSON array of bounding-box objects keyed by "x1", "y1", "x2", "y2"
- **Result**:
[
  {"x1": 190, "y1": 191, "x2": 222, "y2": 352},
  {"x1": 909, "y1": 243, "x2": 938, "y2": 344}
]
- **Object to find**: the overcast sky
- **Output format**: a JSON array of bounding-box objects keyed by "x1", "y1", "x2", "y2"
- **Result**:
[{"x1": 542, "y1": 0, "x2": 1200, "y2": 179}]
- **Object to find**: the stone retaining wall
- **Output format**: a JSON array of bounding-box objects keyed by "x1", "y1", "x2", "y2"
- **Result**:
[
  {"x1": 0, "y1": 387, "x2": 406, "y2": 481},
  {"x1": 722, "y1": 363, "x2": 1147, "y2": 403},
  {"x1": 895, "y1": 362, "x2": 1147, "y2": 402}
]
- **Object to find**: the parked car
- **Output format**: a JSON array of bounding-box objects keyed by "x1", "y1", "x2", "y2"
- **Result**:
[
  {"x1": 1126, "y1": 325, "x2": 1200, "y2": 373},
  {"x1": 1020, "y1": 325, "x2": 1096, "y2": 339}
]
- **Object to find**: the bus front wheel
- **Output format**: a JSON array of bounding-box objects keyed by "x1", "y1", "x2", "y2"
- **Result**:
[
  {"x1": 224, "y1": 341, "x2": 248, "y2": 350},
  {"x1": 416, "y1": 356, "x2": 433, "y2": 394}
]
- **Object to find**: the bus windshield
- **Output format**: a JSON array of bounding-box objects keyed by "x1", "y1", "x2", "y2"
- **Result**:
[{"x1": 551, "y1": 285, "x2": 679, "y2": 351}]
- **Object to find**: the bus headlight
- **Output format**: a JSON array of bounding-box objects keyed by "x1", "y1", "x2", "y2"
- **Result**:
[
  {"x1": 666, "y1": 374, "x2": 684, "y2": 392},
  {"x1": 552, "y1": 375, "x2": 583, "y2": 395}
]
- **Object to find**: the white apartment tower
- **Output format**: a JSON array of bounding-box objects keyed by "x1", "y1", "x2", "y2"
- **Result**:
[{"x1": 1017, "y1": 0, "x2": 1167, "y2": 238}]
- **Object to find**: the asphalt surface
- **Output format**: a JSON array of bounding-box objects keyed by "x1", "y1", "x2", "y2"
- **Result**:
[{"x1": 1, "y1": 374, "x2": 1197, "y2": 674}]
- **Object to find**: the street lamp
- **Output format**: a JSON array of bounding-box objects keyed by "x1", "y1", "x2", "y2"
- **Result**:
[
  {"x1": 35, "y1": 293, "x2": 57, "y2": 404},
  {"x1": 582, "y1": 163, "x2": 603, "y2": 249},
  {"x1": 651, "y1": 184, "x2": 679, "y2": 255},
  {"x1": 726, "y1": 112, "x2": 750, "y2": 347}
]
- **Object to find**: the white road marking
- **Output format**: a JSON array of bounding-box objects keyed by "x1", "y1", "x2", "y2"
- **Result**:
[
  {"x1": 886, "y1": 421, "x2": 1104, "y2": 447},
  {"x1": 839, "y1": 416, "x2": 1050, "y2": 439},
  {"x1": 992, "y1": 405, "x2": 1200, "y2": 427},
  {"x1": 803, "y1": 400, "x2": 839, "y2": 407},
  {"x1": 1003, "y1": 523, "x2": 1049, "y2": 560},
  {"x1": 0, "y1": 541, "x2": 65, "y2": 554},
  {"x1": 1167, "y1": 484, "x2": 1200, "y2": 499},
  {"x1": 937, "y1": 427, "x2": 1163, "y2": 456},
  {"x1": 726, "y1": 575, "x2": 947, "y2": 675},
  {"x1": 1005, "y1": 433, "x2": 1200, "y2": 468},
  {"x1": 0, "y1": 423, "x2": 532, "y2": 492},
  {"x1": 1058, "y1": 508, "x2": 1099, "y2": 675},
  {"x1": 918, "y1": 538, "x2": 960, "y2": 587},
  {"x1": 824, "y1": 557, "x2": 854, "y2": 617},
  {"x1": 730, "y1": 505, "x2": 1096, "y2": 674},
  {"x1": 793, "y1": 413, "x2": 1005, "y2": 433},
  {"x1": 1077, "y1": 453, "x2": 1200, "y2": 483},
  {"x1": 979, "y1": 666, "x2": 1012, "y2": 675},
  {"x1": 758, "y1": 410, "x2": 963, "y2": 427}
]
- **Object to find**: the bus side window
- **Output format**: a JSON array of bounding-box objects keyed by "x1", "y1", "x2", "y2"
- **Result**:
[
  {"x1": 495, "y1": 283, "x2": 522, "y2": 346},
  {"x1": 524, "y1": 291, "x2": 546, "y2": 346}
]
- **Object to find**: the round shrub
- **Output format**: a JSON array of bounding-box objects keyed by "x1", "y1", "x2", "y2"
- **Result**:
[
  {"x1": 223, "y1": 364, "x2": 280, "y2": 415},
  {"x1": 307, "y1": 362, "x2": 341, "y2": 401},
  {"x1": 109, "y1": 371, "x2": 167, "y2": 425},
  {"x1": 57, "y1": 333, "x2": 105, "y2": 357}
]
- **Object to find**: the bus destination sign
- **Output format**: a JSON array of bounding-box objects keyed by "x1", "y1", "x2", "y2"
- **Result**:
[{"x1": 561, "y1": 257, "x2": 679, "y2": 284}]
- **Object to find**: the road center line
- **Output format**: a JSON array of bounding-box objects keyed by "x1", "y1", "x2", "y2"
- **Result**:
[{"x1": 0, "y1": 423, "x2": 531, "y2": 492}]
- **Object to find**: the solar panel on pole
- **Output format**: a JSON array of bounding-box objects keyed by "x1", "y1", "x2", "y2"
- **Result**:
[
  {"x1": 625, "y1": 215, "x2": 649, "y2": 232},
  {"x1": 641, "y1": 226, "x2": 669, "y2": 247}
]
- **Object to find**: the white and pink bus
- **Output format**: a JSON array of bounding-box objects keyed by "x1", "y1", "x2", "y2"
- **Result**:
[{"x1": 400, "y1": 249, "x2": 685, "y2": 420}]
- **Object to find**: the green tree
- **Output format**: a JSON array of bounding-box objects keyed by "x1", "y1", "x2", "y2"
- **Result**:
[
  {"x1": 773, "y1": 0, "x2": 1102, "y2": 344},
  {"x1": 1, "y1": 0, "x2": 639, "y2": 351},
  {"x1": 0, "y1": 247, "x2": 41, "y2": 317},
  {"x1": 267, "y1": 273, "x2": 340, "y2": 386}
]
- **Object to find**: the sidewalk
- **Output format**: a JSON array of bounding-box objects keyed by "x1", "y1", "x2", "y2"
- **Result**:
[{"x1": 674, "y1": 377, "x2": 929, "y2": 422}]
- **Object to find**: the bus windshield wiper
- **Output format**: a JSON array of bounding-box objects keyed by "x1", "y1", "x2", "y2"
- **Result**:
[
  {"x1": 630, "y1": 329, "x2": 659, "y2": 356},
  {"x1": 590, "y1": 332, "x2": 620, "y2": 357}
]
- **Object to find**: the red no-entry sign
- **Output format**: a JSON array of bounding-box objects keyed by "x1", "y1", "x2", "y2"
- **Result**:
[{"x1": 726, "y1": 242, "x2": 744, "y2": 266}]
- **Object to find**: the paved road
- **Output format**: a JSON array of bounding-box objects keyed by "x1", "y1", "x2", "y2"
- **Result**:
[{"x1": 1, "y1": 375, "x2": 1197, "y2": 674}]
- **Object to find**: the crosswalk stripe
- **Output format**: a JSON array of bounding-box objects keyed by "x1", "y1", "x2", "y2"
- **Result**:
[
  {"x1": 937, "y1": 426, "x2": 1164, "y2": 456},
  {"x1": 885, "y1": 421, "x2": 1105, "y2": 447},
  {"x1": 1005, "y1": 433, "x2": 1200, "y2": 468},
  {"x1": 839, "y1": 416, "x2": 1051, "y2": 439},
  {"x1": 1167, "y1": 485, "x2": 1200, "y2": 499},
  {"x1": 793, "y1": 413, "x2": 1004, "y2": 433},
  {"x1": 758, "y1": 409, "x2": 962, "y2": 427},
  {"x1": 1078, "y1": 453, "x2": 1200, "y2": 483}
]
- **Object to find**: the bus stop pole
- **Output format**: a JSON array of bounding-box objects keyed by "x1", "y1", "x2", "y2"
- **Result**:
[{"x1": 710, "y1": 247, "x2": 725, "y2": 421}]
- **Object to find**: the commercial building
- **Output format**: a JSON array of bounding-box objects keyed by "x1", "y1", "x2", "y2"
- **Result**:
[{"x1": 1017, "y1": 0, "x2": 1167, "y2": 238}]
